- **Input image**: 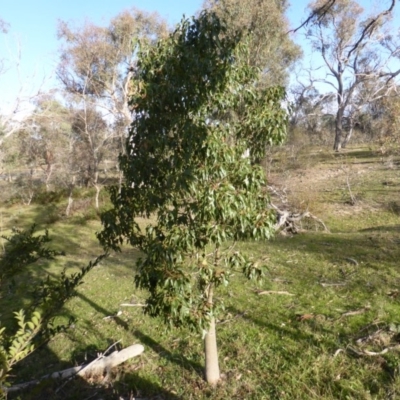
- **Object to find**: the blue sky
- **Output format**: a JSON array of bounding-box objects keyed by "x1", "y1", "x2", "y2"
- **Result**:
[
  {"x1": 0, "y1": 0, "x2": 205, "y2": 112},
  {"x1": 0, "y1": 0, "x2": 398, "y2": 113}
]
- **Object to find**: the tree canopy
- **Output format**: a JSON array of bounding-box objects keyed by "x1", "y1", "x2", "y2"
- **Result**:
[
  {"x1": 203, "y1": 0, "x2": 301, "y2": 87},
  {"x1": 98, "y1": 11, "x2": 288, "y2": 384}
]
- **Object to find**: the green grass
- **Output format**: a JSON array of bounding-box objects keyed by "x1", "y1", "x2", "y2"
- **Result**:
[{"x1": 2, "y1": 144, "x2": 400, "y2": 399}]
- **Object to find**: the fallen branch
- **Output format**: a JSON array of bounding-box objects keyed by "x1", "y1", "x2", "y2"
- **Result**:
[
  {"x1": 218, "y1": 312, "x2": 247, "y2": 325},
  {"x1": 120, "y1": 303, "x2": 146, "y2": 307},
  {"x1": 341, "y1": 307, "x2": 370, "y2": 317},
  {"x1": 320, "y1": 282, "x2": 347, "y2": 287},
  {"x1": 270, "y1": 203, "x2": 329, "y2": 235},
  {"x1": 356, "y1": 329, "x2": 384, "y2": 344},
  {"x1": 257, "y1": 290, "x2": 294, "y2": 296},
  {"x1": 333, "y1": 349, "x2": 344, "y2": 357},
  {"x1": 345, "y1": 257, "x2": 358, "y2": 266},
  {"x1": 346, "y1": 344, "x2": 400, "y2": 357},
  {"x1": 5, "y1": 343, "x2": 144, "y2": 393},
  {"x1": 103, "y1": 310, "x2": 122, "y2": 320}
]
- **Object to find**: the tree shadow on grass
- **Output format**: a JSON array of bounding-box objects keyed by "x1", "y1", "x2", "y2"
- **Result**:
[
  {"x1": 67, "y1": 293, "x2": 205, "y2": 377},
  {"x1": 133, "y1": 329, "x2": 204, "y2": 377},
  {"x1": 75, "y1": 291, "x2": 130, "y2": 330},
  {"x1": 225, "y1": 304, "x2": 338, "y2": 352},
  {"x1": 73, "y1": 292, "x2": 204, "y2": 376},
  {"x1": 359, "y1": 224, "x2": 400, "y2": 233},
  {"x1": 266, "y1": 230, "x2": 400, "y2": 267}
]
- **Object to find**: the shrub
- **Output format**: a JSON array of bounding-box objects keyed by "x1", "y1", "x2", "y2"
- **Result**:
[{"x1": 0, "y1": 225, "x2": 104, "y2": 396}]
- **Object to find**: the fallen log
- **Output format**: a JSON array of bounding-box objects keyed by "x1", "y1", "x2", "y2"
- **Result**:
[{"x1": 5, "y1": 343, "x2": 144, "y2": 393}]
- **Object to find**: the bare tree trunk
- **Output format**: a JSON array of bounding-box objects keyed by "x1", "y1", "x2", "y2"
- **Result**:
[
  {"x1": 94, "y1": 171, "x2": 100, "y2": 209},
  {"x1": 117, "y1": 165, "x2": 123, "y2": 193},
  {"x1": 204, "y1": 260, "x2": 220, "y2": 386},
  {"x1": 66, "y1": 176, "x2": 75, "y2": 216},
  {"x1": 204, "y1": 316, "x2": 220, "y2": 385},
  {"x1": 45, "y1": 164, "x2": 53, "y2": 191},
  {"x1": 94, "y1": 184, "x2": 101, "y2": 209},
  {"x1": 334, "y1": 110, "x2": 344, "y2": 151},
  {"x1": 342, "y1": 126, "x2": 353, "y2": 149}
]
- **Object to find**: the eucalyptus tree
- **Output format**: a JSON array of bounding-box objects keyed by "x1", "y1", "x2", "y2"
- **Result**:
[
  {"x1": 57, "y1": 8, "x2": 169, "y2": 191},
  {"x1": 305, "y1": 0, "x2": 400, "y2": 151},
  {"x1": 98, "y1": 12, "x2": 288, "y2": 385},
  {"x1": 290, "y1": 76, "x2": 336, "y2": 143},
  {"x1": 203, "y1": 0, "x2": 301, "y2": 87}
]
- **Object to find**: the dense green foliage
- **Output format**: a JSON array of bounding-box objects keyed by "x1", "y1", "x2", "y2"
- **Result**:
[
  {"x1": 99, "y1": 12, "x2": 287, "y2": 335},
  {"x1": 0, "y1": 225, "x2": 64, "y2": 282}
]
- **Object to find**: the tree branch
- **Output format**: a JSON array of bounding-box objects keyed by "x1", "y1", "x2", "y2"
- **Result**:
[
  {"x1": 347, "y1": 0, "x2": 397, "y2": 59},
  {"x1": 289, "y1": 0, "x2": 337, "y2": 34}
]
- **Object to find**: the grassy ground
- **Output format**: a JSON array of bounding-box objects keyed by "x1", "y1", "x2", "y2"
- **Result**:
[{"x1": 2, "y1": 144, "x2": 400, "y2": 399}]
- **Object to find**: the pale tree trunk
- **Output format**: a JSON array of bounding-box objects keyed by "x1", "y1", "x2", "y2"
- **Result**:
[
  {"x1": 204, "y1": 271, "x2": 220, "y2": 385},
  {"x1": 118, "y1": 169, "x2": 123, "y2": 193},
  {"x1": 45, "y1": 164, "x2": 53, "y2": 192},
  {"x1": 204, "y1": 316, "x2": 220, "y2": 385},
  {"x1": 94, "y1": 184, "x2": 101, "y2": 209},
  {"x1": 94, "y1": 171, "x2": 100, "y2": 209},
  {"x1": 341, "y1": 126, "x2": 353, "y2": 149},
  {"x1": 334, "y1": 109, "x2": 344, "y2": 151},
  {"x1": 65, "y1": 176, "x2": 75, "y2": 216},
  {"x1": 342, "y1": 117, "x2": 354, "y2": 149}
]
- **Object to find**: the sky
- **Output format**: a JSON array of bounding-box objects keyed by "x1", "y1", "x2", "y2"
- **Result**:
[
  {"x1": 0, "y1": 0, "x2": 205, "y2": 114},
  {"x1": 0, "y1": 0, "x2": 398, "y2": 115}
]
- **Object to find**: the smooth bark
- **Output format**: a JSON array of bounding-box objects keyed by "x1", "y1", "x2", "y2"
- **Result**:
[{"x1": 204, "y1": 317, "x2": 220, "y2": 385}]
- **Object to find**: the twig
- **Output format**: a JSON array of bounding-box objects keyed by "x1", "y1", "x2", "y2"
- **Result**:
[
  {"x1": 333, "y1": 349, "x2": 344, "y2": 357},
  {"x1": 103, "y1": 311, "x2": 123, "y2": 319},
  {"x1": 347, "y1": 344, "x2": 400, "y2": 357},
  {"x1": 218, "y1": 312, "x2": 246, "y2": 325},
  {"x1": 345, "y1": 257, "x2": 358, "y2": 265},
  {"x1": 257, "y1": 290, "x2": 294, "y2": 296},
  {"x1": 120, "y1": 303, "x2": 146, "y2": 307},
  {"x1": 341, "y1": 306, "x2": 370, "y2": 318},
  {"x1": 103, "y1": 339, "x2": 122, "y2": 357},
  {"x1": 288, "y1": 0, "x2": 336, "y2": 34},
  {"x1": 320, "y1": 282, "x2": 346, "y2": 287},
  {"x1": 356, "y1": 329, "x2": 384, "y2": 344}
]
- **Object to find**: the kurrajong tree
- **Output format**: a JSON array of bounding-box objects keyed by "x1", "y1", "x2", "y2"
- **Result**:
[{"x1": 98, "y1": 11, "x2": 287, "y2": 385}]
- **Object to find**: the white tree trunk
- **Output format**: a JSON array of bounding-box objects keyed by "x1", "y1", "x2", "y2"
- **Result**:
[
  {"x1": 204, "y1": 317, "x2": 220, "y2": 385},
  {"x1": 94, "y1": 184, "x2": 101, "y2": 209},
  {"x1": 65, "y1": 176, "x2": 75, "y2": 216}
]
